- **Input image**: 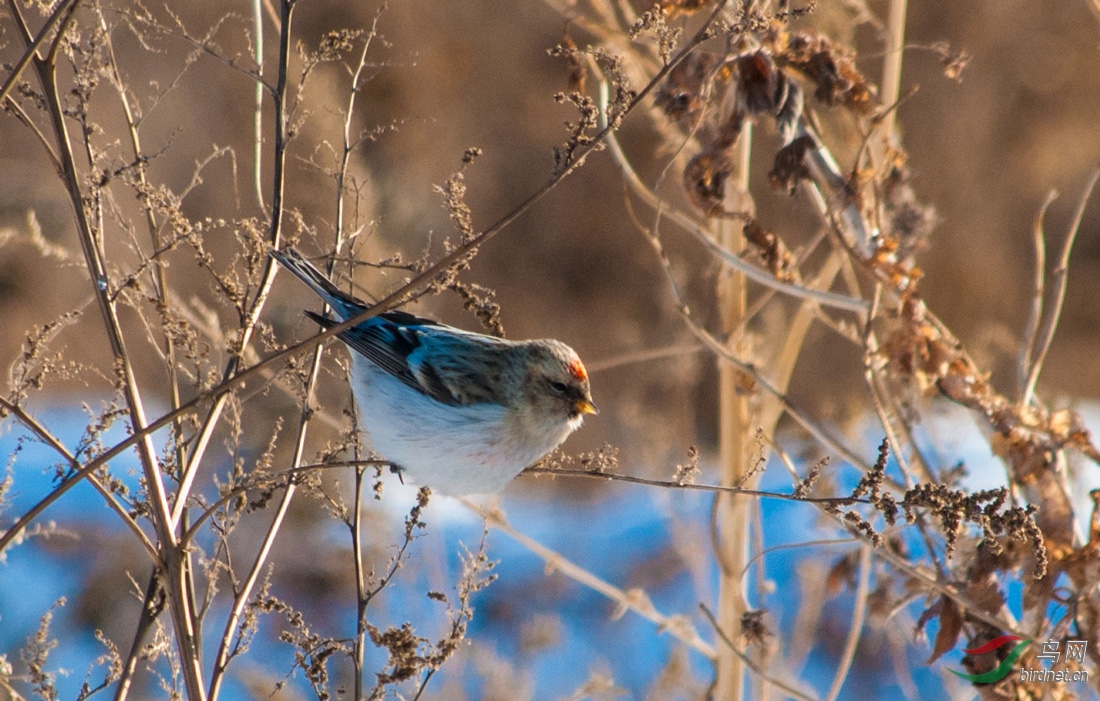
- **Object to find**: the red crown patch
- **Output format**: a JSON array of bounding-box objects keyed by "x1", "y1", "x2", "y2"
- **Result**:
[{"x1": 569, "y1": 359, "x2": 588, "y2": 381}]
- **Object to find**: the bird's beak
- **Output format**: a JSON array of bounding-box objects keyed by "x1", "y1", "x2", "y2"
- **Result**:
[{"x1": 575, "y1": 398, "x2": 598, "y2": 416}]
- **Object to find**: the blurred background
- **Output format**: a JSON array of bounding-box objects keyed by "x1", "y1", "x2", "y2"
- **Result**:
[{"x1": 1, "y1": 0, "x2": 1099, "y2": 698}]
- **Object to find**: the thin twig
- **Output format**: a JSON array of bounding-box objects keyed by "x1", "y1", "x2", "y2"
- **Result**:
[
  {"x1": 169, "y1": 0, "x2": 299, "y2": 531},
  {"x1": 0, "y1": 0, "x2": 82, "y2": 105},
  {"x1": 466, "y1": 499, "x2": 718, "y2": 660},
  {"x1": 597, "y1": 80, "x2": 870, "y2": 314},
  {"x1": 23, "y1": 7, "x2": 206, "y2": 696},
  {"x1": 0, "y1": 397, "x2": 157, "y2": 560},
  {"x1": 1, "y1": 95, "x2": 62, "y2": 171},
  {"x1": 738, "y1": 538, "x2": 860, "y2": 586},
  {"x1": 823, "y1": 544, "x2": 871, "y2": 701},
  {"x1": 1022, "y1": 168, "x2": 1100, "y2": 405},
  {"x1": 698, "y1": 604, "x2": 820, "y2": 701},
  {"x1": 251, "y1": 0, "x2": 266, "y2": 212},
  {"x1": 522, "y1": 466, "x2": 865, "y2": 506},
  {"x1": 351, "y1": 460, "x2": 369, "y2": 700},
  {"x1": 585, "y1": 343, "x2": 705, "y2": 373},
  {"x1": 879, "y1": 0, "x2": 908, "y2": 141},
  {"x1": 1018, "y1": 190, "x2": 1055, "y2": 401},
  {"x1": 207, "y1": 479, "x2": 296, "y2": 699},
  {"x1": 600, "y1": 81, "x2": 872, "y2": 475},
  {"x1": 96, "y1": 2, "x2": 190, "y2": 504},
  {"x1": 112, "y1": 572, "x2": 166, "y2": 701}
]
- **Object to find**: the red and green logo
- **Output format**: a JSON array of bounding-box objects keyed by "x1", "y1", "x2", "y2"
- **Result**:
[{"x1": 949, "y1": 635, "x2": 1033, "y2": 683}]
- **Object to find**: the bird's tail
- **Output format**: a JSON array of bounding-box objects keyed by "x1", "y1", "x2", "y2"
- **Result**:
[{"x1": 270, "y1": 247, "x2": 365, "y2": 319}]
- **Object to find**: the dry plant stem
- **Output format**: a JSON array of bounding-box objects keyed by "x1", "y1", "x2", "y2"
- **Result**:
[
  {"x1": 170, "y1": 0, "x2": 297, "y2": 531},
  {"x1": 336, "y1": 8, "x2": 386, "y2": 244},
  {"x1": 28, "y1": 0, "x2": 176, "y2": 546},
  {"x1": 0, "y1": 0, "x2": 81, "y2": 105},
  {"x1": 336, "y1": 30, "x2": 385, "y2": 699},
  {"x1": 586, "y1": 343, "x2": 705, "y2": 372},
  {"x1": 860, "y1": 286, "x2": 930, "y2": 486},
  {"x1": 352, "y1": 465, "x2": 369, "y2": 701},
  {"x1": 206, "y1": 348, "x2": 321, "y2": 701},
  {"x1": 1022, "y1": 168, "x2": 1100, "y2": 406},
  {"x1": 756, "y1": 249, "x2": 847, "y2": 438},
  {"x1": 252, "y1": 0, "x2": 265, "y2": 212},
  {"x1": 0, "y1": 397, "x2": 156, "y2": 559},
  {"x1": 213, "y1": 272, "x2": 334, "y2": 699},
  {"x1": 768, "y1": 439, "x2": 1024, "y2": 638},
  {"x1": 880, "y1": 0, "x2": 908, "y2": 141},
  {"x1": 114, "y1": 573, "x2": 167, "y2": 701},
  {"x1": 1, "y1": 95, "x2": 61, "y2": 170},
  {"x1": 698, "y1": 605, "x2": 819, "y2": 701},
  {"x1": 522, "y1": 466, "x2": 865, "y2": 506},
  {"x1": 617, "y1": 147, "x2": 873, "y2": 475},
  {"x1": 207, "y1": 327, "x2": 328, "y2": 699},
  {"x1": 96, "y1": 5, "x2": 189, "y2": 485},
  {"x1": 14, "y1": 5, "x2": 206, "y2": 697},
  {"x1": 211, "y1": 14, "x2": 348, "y2": 699},
  {"x1": 0, "y1": 0, "x2": 735, "y2": 557},
  {"x1": 1018, "y1": 191, "x2": 1055, "y2": 401},
  {"x1": 749, "y1": 495, "x2": 766, "y2": 613},
  {"x1": 261, "y1": 0, "x2": 280, "y2": 28},
  {"x1": 327, "y1": 26, "x2": 387, "y2": 695},
  {"x1": 465, "y1": 500, "x2": 718, "y2": 660},
  {"x1": 739, "y1": 538, "x2": 859, "y2": 584},
  {"x1": 214, "y1": 18, "x2": 380, "y2": 691},
  {"x1": 860, "y1": 290, "x2": 946, "y2": 577},
  {"x1": 823, "y1": 544, "x2": 872, "y2": 701},
  {"x1": 597, "y1": 82, "x2": 869, "y2": 314},
  {"x1": 714, "y1": 116, "x2": 751, "y2": 701},
  {"x1": 864, "y1": 357, "x2": 935, "y2": 485}
]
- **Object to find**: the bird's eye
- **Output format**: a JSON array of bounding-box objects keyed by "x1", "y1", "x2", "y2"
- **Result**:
[{"x1": 549, "y1": 380, "x2": 569, "y2": 394}]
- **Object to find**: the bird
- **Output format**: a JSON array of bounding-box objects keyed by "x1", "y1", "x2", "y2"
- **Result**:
[{"x1": 272, "y1": 247, "x2": 596, "y2": 495}]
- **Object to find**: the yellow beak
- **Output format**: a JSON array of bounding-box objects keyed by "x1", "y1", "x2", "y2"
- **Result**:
[{"x1": 575, "y1": 398, "x2": 599, "y2": 416}]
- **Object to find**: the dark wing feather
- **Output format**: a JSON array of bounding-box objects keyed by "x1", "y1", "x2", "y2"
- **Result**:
[
  {"x1": 305, "y1": 310, "x2": 464, "y2": 407},
  {"x1": 376, "y1": 308, "x2": 441, "y2": 327},
  {"x1": 413, "y1": 361, "x2": 464, "y2": 407}
]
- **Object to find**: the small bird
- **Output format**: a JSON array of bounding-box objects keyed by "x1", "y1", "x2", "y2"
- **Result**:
[{"x1": 272, "y1": 248, "x2": 596, "y2": 495}]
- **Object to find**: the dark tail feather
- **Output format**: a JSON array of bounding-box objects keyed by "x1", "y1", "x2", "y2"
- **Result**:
[
  {"x1": 270, "y1": 247, "x2": 365, "y2": 317},
  {"x1": 303, "y1": 309, "x2": 338, "y2": 328}
]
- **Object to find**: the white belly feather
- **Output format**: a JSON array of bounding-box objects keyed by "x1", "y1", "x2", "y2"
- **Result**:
[{"x1": 348, "y1": 357, "x2": 576, "y2": 494}]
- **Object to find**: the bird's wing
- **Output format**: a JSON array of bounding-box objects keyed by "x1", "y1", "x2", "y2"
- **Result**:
[{"x1": 311, "y1": 311, "x2": 506, "y2": 407}]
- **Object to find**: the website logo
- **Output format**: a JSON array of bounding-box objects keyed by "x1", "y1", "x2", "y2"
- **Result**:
[
  {"x1": 950, "y1": 636, "x2": 1090, "y2": 684},
  {"x1": 949, "y1": 635, "x2": 1031, "y2": 683}
]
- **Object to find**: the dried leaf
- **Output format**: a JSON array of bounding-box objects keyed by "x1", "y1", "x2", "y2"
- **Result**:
[
  {"x1": 926, "y1": 595, "x2": 963, "y2": 664},
  {"x1": 826, "y1": 551, "x2": 858, "y2": 594}
]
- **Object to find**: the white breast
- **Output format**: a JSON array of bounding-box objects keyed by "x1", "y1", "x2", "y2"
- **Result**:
[{"x1": 347, "y1": 357, "x2": 556, "y2": 494}]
